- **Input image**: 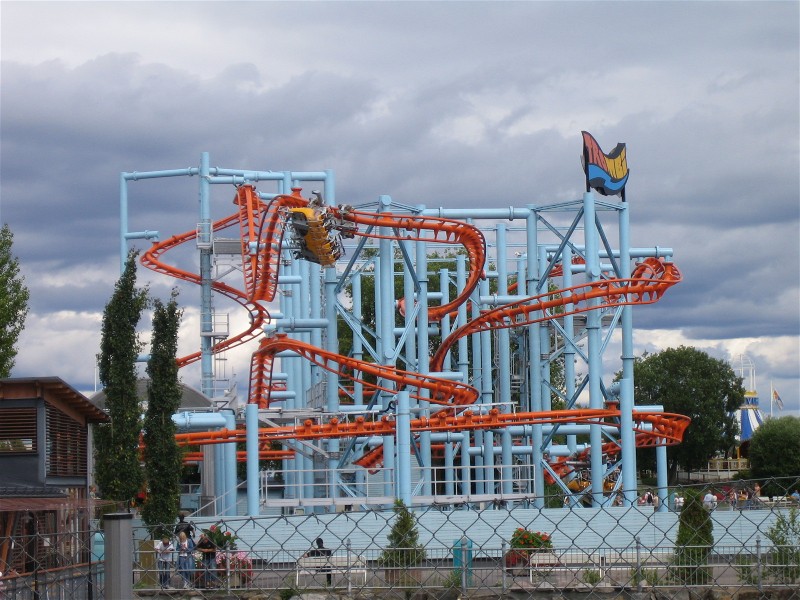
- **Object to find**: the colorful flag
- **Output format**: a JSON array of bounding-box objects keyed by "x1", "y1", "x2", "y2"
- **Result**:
[
  {"x1": 772, "y1": 389, "x2": 784, "y2": 410},
  {"x1": 581, "y1": 131, "x2": 630, "y2": 197}
]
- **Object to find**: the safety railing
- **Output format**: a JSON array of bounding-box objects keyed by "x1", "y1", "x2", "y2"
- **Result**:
[{"x1": 2, "y1": 476, "x2": 797, "y2": 599}]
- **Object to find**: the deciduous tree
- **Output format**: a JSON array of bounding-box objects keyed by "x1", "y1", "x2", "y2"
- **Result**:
[
  {"x1": 0, "y1": 224, "x2": 30, "y2": 377},
  {"x1": 631, "y1": 346, "x2": 742, "y2": 482},
  {"x1": 749, "y1": 416, "x2": 800, "y2": 480}
]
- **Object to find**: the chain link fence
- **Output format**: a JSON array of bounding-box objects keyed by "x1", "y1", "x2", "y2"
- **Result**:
[{"x1": 2, "y1": 477, "x2": 798, "y2": 599}]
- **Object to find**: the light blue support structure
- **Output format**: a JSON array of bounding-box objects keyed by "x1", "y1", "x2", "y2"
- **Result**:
[{"x1": 119, "y1": 147, "x2": 681, "y2": 516}]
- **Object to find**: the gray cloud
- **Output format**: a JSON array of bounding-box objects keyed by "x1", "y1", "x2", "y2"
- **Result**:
[{"x1": 1, "y1": 0, "x2": 797, "y2": 411}]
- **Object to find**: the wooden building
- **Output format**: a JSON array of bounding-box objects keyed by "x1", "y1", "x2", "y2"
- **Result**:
[{"x1": 0, "y1": 377, "x2": 110, "y2": 576}]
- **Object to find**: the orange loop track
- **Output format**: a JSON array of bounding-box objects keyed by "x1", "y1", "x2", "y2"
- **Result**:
[
  {"x1": 141, "y1": 182, "x2": 687, "y2": 489},
  {"x1": 174, "y1": 408, "x2": 690, "y2": 450},
  {"x1": 431, "y1": 257, "x2": 681, "y2": 372},
  {"x1": 141, "y1": 211, "x2": 272, "y2": 368},
  {"x1": 234, "y1": 184, "x2": 487, "y2": 321},
  {"x1": 249, "y1": 333, "x2": 479, "y2": 409},
  {"x1": 340, "y1": 209, "x2": 486, "y2": 322},
  {"x1": 352, "y1": 257, "x2": 681, "y2": 469}
]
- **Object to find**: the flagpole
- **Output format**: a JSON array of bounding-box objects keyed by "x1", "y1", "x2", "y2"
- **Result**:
[{"x1": 770, "y1": 381, "x2": 774, "y2": 419}]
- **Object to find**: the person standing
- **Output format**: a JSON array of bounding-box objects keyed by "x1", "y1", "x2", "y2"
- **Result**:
[
  {"x1": 176, "y1": 531, "x2": 195, "y2": 589},
  {"x1": 196, "y1": 532, "x2": 218, "y2": 588},
  {"x1": 154, "y1": 535, "x2": 175, "y2": 589},
  {"x1": 174, "y1": 513, "x2": 195, "y2": 540}
]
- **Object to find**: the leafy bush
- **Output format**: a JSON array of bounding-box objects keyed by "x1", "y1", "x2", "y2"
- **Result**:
[
  {"x1": 764, "y1": 507, "x2": 800, "y2": 584},
  {"x1": 582, "y1": 569, "x2": 602, "y2": 585},
  {"x1": 203, "y1": 524, "x2": 237, "y2": 549}
]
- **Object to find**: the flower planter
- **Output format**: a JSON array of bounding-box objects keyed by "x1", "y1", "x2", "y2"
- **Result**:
[{"x1": 504, "y1": 549, "x2": 529, "y2": 576}]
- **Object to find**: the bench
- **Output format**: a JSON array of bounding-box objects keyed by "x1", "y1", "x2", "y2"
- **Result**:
[
  {"x1": 295, "y1": 555, "x2": 367, "y2": 586},
  {"x1": 518, "y1": 549, "x2": 668, "y2": 584},
  {"x1": 507, "y1": 551, "x2": 605, "y2": 583}
]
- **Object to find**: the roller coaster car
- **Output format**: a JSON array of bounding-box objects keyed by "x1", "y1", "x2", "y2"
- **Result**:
[{"x1": 288, "y1": 206, "x2": 345, "y2": 267}]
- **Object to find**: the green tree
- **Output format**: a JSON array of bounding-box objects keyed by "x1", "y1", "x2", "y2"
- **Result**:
[
  {"x1": 0, "y1": 224, "x2": 30, "y2": 377},
  {"x1": 142, "y1": 291, "x2": 184, "y2": 537},
  {"x1": 749, "y1": 416, "x2": 800, "y2": 481},
  {"x1": 378, "y1": 500, "x2": 426, "y2": 569},
  {"x1": 672, "y1": 488, "x2": 713, "y2": 584},
  {"x1": 764, "y1": 507, "x2": 800, "y2": 584},
  {"x1": 631, "y1": 347, "x2": 742, "y2": 482},
  {"x1": 94, "y1": 250, "x2": 148, "y2": 505}
]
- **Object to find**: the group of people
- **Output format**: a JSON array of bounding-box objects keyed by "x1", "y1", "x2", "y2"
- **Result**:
[{"x1": 153, "y1": 514, "x2": 219, "y2": 589}]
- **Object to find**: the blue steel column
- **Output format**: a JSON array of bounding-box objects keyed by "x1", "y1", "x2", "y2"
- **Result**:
[
  {"x1": 583, "y1": 191, "x2": 605, "y2": 507},
  {"x1": 656, "y1": 444, "x2": 668, "y2": 512},
  {"x1": 478, "y1": 275, "x2": 493, "y2": 495},
  {"x1": 119, "y1": 174, "x2": 128, "y2": 271},
  {"x1": 297, "y1": 259, "x2": 314, "y2": 500},
  {"x1": 224, "y1": 409, "x2": 237, "y2": 515},
  {"x1": 618, "y1": 200, "x2": 638, "y2": 505},
  {"x1": 325, "y1": 248, "x2": 340, "y2": 503},
  {"x1": 351, "y1": 273, "x2": 366, "y2": 495},
  {"x1": 198, "y1": 152, "x2": 222, "y2": 512},
  {"x1": 198, "y1": 152, "x2": 214, "y2": 397},
  {"x1": 456, "y1": 255, "x2": 472, "y2": 496},
  {"x1": 396, "y1": 390, "x2": 412, "y2": 505},
  {"x1": 440, "y1": 268, "x2": 455, "y2": 497},
  {"x1": 562, "y1": 245, "x2": 578, "y2": 455},
  {"x1": 496, "y1": 225, "x2": 514, "y2": 495},
  {"x1": 246, "y1": 403, "x2": 260, "y2": 516},
  {"x1": 416, "y1": 237, "x2": 432, "y2": 497},
  {"x1": 378, "y1": 195, "x2": 396, "y2": 499},
  {"x1": 526, "y1": 208, "x2": 544, "y2": 507}
]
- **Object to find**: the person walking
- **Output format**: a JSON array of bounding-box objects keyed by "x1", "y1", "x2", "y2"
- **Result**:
[
  {"x1": 176, "y1": 531, "x2": 195, "y2": 589},
  {"x1": 154, "y1": 535, "x2": 175, "y2": 589}
]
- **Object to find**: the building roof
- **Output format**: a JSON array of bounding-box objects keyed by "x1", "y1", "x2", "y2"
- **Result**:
[
  {"x1": 90, "y1": 378, "x2": 214, "y2": 411},
  {"x1": 0, "y1": 376, "x2": 109, "y2": 423}
]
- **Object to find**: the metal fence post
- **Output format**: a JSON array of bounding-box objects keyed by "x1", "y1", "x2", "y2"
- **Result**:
[
  {"x1": 346, "y1": 538, "x2": 352, "y2": 596},
  {"x1": 225, "y1": 547, "x2": 231, "y2": 594},
  {"x1": 501, "y1": 540, "x2": 507, "y2": 594},
  {"x1": 460, "y1": 537, "x2": 468, "y2": 594},
  {"x1": 756, "y1": 535, "x2": 762, "y2": 593},
  {"x1": 104, "y1": 513, "x2": 133, "y2": 600},
  {"x1": 635, "y1": 536, "x2": 642, "y2": 592}
]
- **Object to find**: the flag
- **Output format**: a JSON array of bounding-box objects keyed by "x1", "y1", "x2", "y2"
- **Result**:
[
  {"x1": 772, "y1": 389, "x2": 784, "y2": 410},
  {"x1": 581, "y1": 131, "x2": 630, "y2": 197}
]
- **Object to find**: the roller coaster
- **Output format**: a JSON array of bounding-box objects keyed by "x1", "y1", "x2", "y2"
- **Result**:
[{"x1": 122, "y1": 134, "x2": 689, "y2": 515}]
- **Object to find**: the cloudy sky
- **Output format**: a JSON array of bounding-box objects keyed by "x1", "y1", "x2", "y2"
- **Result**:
[{"x1": 1, "y1": 1, "x2": 798, "y2": 416}]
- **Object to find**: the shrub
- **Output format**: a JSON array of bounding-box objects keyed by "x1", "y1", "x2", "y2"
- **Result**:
[
  {"x1": 378, "y1": 500, "x2": 426, "y2": 569},
  {"x1": 671, "y1": 489, "x2": 713, "y2": 584},
  {"x1": 764, "y1": 507, "x2": 800, "y2": 584},
  {"x1": 582, "y1": 569, "x2": 602, "y2": 585}
]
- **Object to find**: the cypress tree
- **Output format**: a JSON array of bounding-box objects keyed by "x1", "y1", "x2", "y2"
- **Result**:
[
  {"x1": 142, "y1": 291, "x2": 184, "y2": 537},
  {"x1": 379, "y1": 500, "x2": 426, "y2": 568},
  {"x1": 94, "y1": 250, "x2": 148, "y2": 506},
  {"x1": 672, "y1": 488, "x2": 713, "y2": 584}
]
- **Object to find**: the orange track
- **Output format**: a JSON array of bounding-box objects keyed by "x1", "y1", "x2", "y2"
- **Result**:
[
  {"x1": 142, "y1": 185, "x2": 688, "y2": 482},
  {"x1": 175, "y1": 408, "x2": 689, "y2": 449},
  {"x1": 141, "y1": 210, "x2": 271, "y2": 368},
  {"x1": 353, "y1": 257, "x2": 682, "y2": 469}
]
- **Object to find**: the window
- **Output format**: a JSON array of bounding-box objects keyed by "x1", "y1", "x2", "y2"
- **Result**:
[{"x1": 0, "y1": 407, "x2": 37, "y2": 453}]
